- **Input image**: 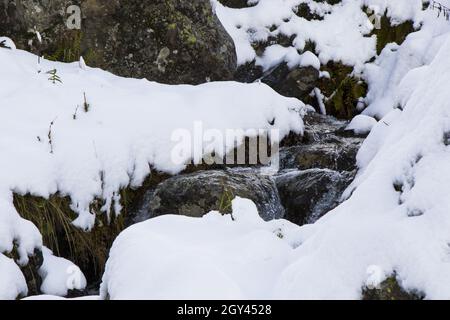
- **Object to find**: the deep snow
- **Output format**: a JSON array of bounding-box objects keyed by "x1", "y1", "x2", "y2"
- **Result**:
[
  {"x1": 2, "y1": 0, "x2": 450, "y2": 300},
  {"x1": 0, "y1": 46, "x2": 303, "y2": 298},
  {"x1": 101, "y1": 0, "x2": 450, "y2": 300}
]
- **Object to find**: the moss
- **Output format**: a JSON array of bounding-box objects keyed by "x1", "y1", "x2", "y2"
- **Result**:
[
  {"x1": 46, "y1": 30, "x2": 83, "y2": 63},
  {"x1": 305, "y1": 61, "x2": 366, "y2": 119},
  {"x1": 6, "y1": 247, "x2": 43, "y2": 297},
  {"x1": 368, "y1": 11, "x2": 415, "y2": 54},
  {"x1": 294, "y1": 3, "x2": 324, "y2": 21},
  {"x1": 328, "y1": 76, "x2": 367, "y2": 119},
  {"x1": 362, "y1": 275, "x2": 425, "y2": 300},
  {"x1": 12, "y1": 169, "x2": 171, "y2": 285},
  {"x1": 13, "y1": 193, "x2": 122, "y2": 283},
  {"x1": 218, "y1": 187, "x2": 235, "y2": 214}
]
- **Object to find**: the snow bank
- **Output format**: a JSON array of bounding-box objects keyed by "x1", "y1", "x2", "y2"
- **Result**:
[
  {"x1": 214, "y1": 0, "x2": 423, "y2": 69},
  {"x1": 275, "y1": 7, "x2": 450, "y2": 299},
  {"x1": 100, "y1": 197, "x2": 303, "y2": 300},
  {"x1": 39, "y1": 248, "x2": 87, "y2": 296},
  {"x1": 0, "y1": 254, "x2": 27, "y2": 300},
  {"x1": 101, "y1": 2, "x2": 450, "y2": 300},
  {"x1": 0, "y1": 46, "x2": 303, "y2": 299}
]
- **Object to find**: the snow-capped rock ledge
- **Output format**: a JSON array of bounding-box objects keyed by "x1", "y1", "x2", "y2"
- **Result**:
[
  {"x1": 101, "y1": 2, "x2": 450, "y2": 299},
  {"x1": 0, "y1": 47, "x2": 304, "y2": 299}
]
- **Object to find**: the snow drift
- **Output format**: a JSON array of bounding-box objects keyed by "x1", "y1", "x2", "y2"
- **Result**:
[{"x1": 0, "y1": 46, "x2": 304, "y2": 299}]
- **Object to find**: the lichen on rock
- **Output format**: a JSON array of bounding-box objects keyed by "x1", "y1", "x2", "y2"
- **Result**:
[{"x1": 0, "y1": 0, "x2": 237, "y2": 84}]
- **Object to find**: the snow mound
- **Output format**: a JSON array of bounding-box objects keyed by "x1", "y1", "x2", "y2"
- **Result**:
[
  {"x1": 0, "y1": 47, "x2": 304, "y2": 299},
  {"x1": 0, "y1": 254, "x2": 27, "y2": 300},
  {"x1": 275, "y1": 10, "x2": 450, "y2": 299},
  {"x1": 346, "y1": 114, "x2": 377, "y2": 135},
  {"x1": 100, "y1": 197, "x2": 303, "y2": 300},
  {"x1": 39, "y1": 248, "x2": 87, "y2": 296},
  {"x1": 214, "y1": 0, "x2": 423, "y2": 68}
]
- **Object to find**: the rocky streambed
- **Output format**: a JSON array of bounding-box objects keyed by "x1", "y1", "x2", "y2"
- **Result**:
[{"x1": 128, "y1": 112, "x2": 363, "y2": 228}]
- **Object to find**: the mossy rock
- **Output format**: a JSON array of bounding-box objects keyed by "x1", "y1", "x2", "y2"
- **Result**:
[
  {"x1": 11, "y1": 170, "x2": 171, "y2": 287},
  {"x1": 362, "y1": 276, "x2": 425, "y2": 300},
  {"x1": 0, "y1": 0, "x2": 237, "y2": 84},
  {"x1": 219, "y1": 0, "x2": 258, "y2": 8},
  {"x1": 294, "y1": 3, "x2": 324, "y2": 21},
  {"x1": 301, "y1": 61, "x2": 366, "y2": 119},
  {"x1": 369, "y1": 13, "x2": 415, "y2": 55}
]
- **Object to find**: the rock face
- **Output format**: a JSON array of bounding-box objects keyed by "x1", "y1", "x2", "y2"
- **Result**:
[
  {"x1": 362, "y1": 275, "x2": 425, "y2": 300},
  {"x1": 261, "y1": 64, "x2": 320, "y2": 100},
  {"x1": 280, "y1": 113, "x2": 363, "y2": 171},
  {"x1": 146, "y1": 169, "x2": 284, "y2": 221},
  {"x1": 275, "y1": 111, "x2": 363, "y2": 225},
  {"x1": 0, "y1": 0, "x2": 237, "y2": 84},
  {"x1": 276, "y1": 169, "x2": 353, "y2": 225},
  {"x1": 219, "y1": 0, "x2": 258, "y2": 8}
]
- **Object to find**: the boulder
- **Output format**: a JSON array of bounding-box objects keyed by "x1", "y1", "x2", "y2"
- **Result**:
[
  {"x1": 275, "y1": 169, "x2": 353, "y2": 226},
  {"x1": 0, "y1": 0, "x2": 237, "y2": 84},
  {"x1": 280, "y1": 113, "x2": 363, "y2": 172},
  {"x1": 280, "y1": 140, "x2": 361, "y2": 172},
  {"x1": 261, "y1": 64, "x2": 320, "y2": 100},
  {"x1": 362, "y1": 275, "x2": 425, "y2": 300},
  {"x1": 219, "y1": 0, "x2": 258, "y2": 8},
  {"x1": 146, "y1": 169, "x2": 284, "y2": 221}
]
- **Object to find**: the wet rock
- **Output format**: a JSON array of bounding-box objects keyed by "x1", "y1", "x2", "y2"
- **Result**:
[
  {"x1": 280, "y1": 140, "x2": 361, "y2": 172},
  {"x1": 219, "y1": 0, "x2": 259, "y2": 8},
  {"x1": 275, "y1": 169, "x2": 353, "y2": 226},
  {"x1": 0, "y1": 0, "x2": 237, "y2": 84},
  {"x1": 147, "y1": 169, "x2": 284, "y2": 221},
  {"x1": 14, "y1": 248, "x2": 44, "y2": 297},
  {"x1": 234, "y1": 61, "x2": 263, "y2": 83},
  {"x1": 262, "y1": 64, "x2": 320, "y2": 100},
  {"x1": 293, "y1": 3, "x2": 325, "y2": 21},
  {"x1": 280, "y1": 113, "x2": 363, "y2": 172},
  {"x1": 362, "y1": 275, "x2": 425, "y2": 300}
]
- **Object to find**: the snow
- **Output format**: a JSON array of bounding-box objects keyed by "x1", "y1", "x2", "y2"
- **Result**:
[
  {"x1": 346, "y1": 114, "x2": 377, "y2": 135},
  {"x1": 0, "y1": 46, "x2": 304, "y2": 299},
  {"x1": 214, "y1": 0, "x2": 423, "y2": 69},
  {"x1": 101, "y1": 1, "x2": 450, "y2": 300},
  {"x1": 39, "y1": 248, "x2": 87, "y2": 296},
  {"x1": 23, "y1": 295, "x2": 100, "y2": 300},
  {"x1": 0, "y1": 254, "x2": 27, "y2": 300},
  {"x1": 0, "y1": 37, "x2": 16, "y2": 50},
  {"x1": 3, "y1": 0, "x2": 450, "y2": 301},
  {"x1": 100, "y1": 197, "x2": 304, "y2": 300},
  {"x1": 275, "y1": 5, "x2": 450, "y2": 299}
]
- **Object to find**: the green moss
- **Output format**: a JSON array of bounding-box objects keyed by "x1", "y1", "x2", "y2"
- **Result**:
[
  {"x1": 46, "y1": 30, "x2": 83, "y2": 63},
  {"x1": 218, "y1": 187, "x2": 234, "y2": 214},
  {"x1": 13, "y1": 193, "x2": 123, "y2": 282},
  {"x1": 308, "y1": 61, "x2": 366, "y2": 119},
  {"x1": 369, "y1": 11, "x2": 415, "y2": 54},
  {"x1": 329, "y1": 76, "x2": 367, "y2": 119},
  {"x1": 362, "y1": 275, "x2": 425, "y2": 300}
]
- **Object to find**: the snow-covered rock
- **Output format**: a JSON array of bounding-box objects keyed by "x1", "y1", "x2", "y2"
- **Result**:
[
  {"x1": 346, "y1": 114, "x2": 377, "y2": 136},
  {"x1": 39, "y1": 248, "x2": 87, "y2": 297},
  {"x1": 0, "y1": 46, "x2": 304, "y2": 299},
  {"x1": 100, "y1": 197, "x2": 303, "y2": 300},
  {"x1": 103, "y1": 2, "x2": 450, "y2": 300},
  {"x1": 214, "y1": 0, "x2": 423, "y2": 68},
  {"x1": 0, "y1": 254, "x2": 27, "y2": 300}
]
